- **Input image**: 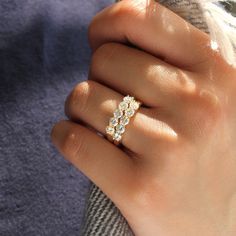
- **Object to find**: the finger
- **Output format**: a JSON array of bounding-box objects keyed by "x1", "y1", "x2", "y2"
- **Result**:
[
  {"x1": 51, "y1": 120, "x2": 135, "y2": 203},
  {"x1": 65, "y1": 81, "x2": 177, "y2": 155},
  {"x1": 65, "y1": 80, "x2": 146, "y2": 153},
  {"x1": 89, "y1": 0, "x2": 214, "y2": 70},
  {"x1": 89, "y1": 42, "x2": 197, "y2": 108}
]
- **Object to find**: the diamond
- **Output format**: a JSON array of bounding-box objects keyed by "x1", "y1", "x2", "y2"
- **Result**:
[
  {"x1": 109, "y1": 117, "x2": 118, "y2": 127},
  {"x1": 106, "y1": 126, "x2": 115, "y2": 135},
  {"x1": 123, "y1": 96, "x2": 134, "y2": 103},
  {"x1": 116, "y1": 124, "x2": 125, "y2": 134},
  {"x1": 119, "y1": 101, "x2": 129, "y2": 111},
  {"x1": 113, "y1": 132, "x2": 122, "y2": 142},
  {"x1": 125, "y1": 108, "x2": 135, "y2": 117},
  {"x1": 120, "y1": 116, "x2": 129, "y2": 126},
  {"x1": 130, "y1": 100, "x2": 140, "y2": 110},
  {"x1": 114, "y1": 109, "x2": 123, "y2": 119}
]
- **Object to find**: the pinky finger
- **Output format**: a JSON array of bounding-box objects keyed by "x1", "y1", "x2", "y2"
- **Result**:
[{"x1": 51, "y1": 120, "x2": 135, "y2": 204}]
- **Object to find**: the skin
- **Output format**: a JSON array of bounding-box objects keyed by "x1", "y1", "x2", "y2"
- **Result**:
[{"x1": 51, "y1": 0, "x2": 236, "y2": 235}]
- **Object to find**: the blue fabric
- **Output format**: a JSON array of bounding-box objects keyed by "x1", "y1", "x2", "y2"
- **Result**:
[{"x1": 0, "y1": 0, "x2": 112, "y2": 235}]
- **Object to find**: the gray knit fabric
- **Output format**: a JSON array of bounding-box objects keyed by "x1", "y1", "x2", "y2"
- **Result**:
[
  {"x1": 82, "y1": 186, "x2": 134, "y2": 236},
  {"x1": 82, "y1": 1, "x2": 232, "y2": 235}
]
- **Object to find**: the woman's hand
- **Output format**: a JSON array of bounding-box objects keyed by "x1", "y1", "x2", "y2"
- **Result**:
[{"x1": 51, "y1": 0, "x2": 236, "y2": 235}]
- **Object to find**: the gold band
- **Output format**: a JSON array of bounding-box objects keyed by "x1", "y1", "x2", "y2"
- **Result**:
[{"x1": 106, "y1": 95, "x2": 141, "y2": 145}]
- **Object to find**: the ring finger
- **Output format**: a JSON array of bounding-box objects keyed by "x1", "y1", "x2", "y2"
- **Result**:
[{"x1": 65, "y1": 81, "x2": 177, "y2": 155}]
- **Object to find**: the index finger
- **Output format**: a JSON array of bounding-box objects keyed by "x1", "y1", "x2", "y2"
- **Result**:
[{"x1": 89, "y1": 0, "x2": 214, "y2": 70}]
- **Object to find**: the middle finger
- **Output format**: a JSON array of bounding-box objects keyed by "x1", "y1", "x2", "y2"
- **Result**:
[{"x1": 89, "y1": 42, "x2": 197, "y2": 109}]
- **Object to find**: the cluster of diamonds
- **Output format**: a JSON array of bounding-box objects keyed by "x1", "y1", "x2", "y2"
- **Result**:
[{"x1": 106, "y1": 95, "x2": 141, "y2": 143}]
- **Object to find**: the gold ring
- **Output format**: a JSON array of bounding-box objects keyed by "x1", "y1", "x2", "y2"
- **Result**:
[{"x1": 106, "y1": 95, "x2": 141, "y2": 145}]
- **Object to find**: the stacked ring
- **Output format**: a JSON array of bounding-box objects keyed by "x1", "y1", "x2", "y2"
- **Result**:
[{"x1": 106, "y1": 95, "x2": 141, "y2": 145}]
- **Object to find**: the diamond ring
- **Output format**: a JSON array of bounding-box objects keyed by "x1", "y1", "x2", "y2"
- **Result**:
[{"x1": 106, "y1": 95, "x2": 141, "y2": 145}]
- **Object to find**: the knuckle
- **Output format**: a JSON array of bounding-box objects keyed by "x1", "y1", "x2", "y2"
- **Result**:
[
  {"x1": 88, "y1": 0, "x2": 147, "y2": 44},
  {"x1": 197, "y1": 88, "x2": 222, "y2": 120},
  {"x1": 61, "y1": 126, "x2": 86, "y2": 160},
  {"x1": 88, "y1": 14, "x2": 108, "y2": 49},
  {"x1": 88, "y1": 15, "x2": 99, "y2": 45},
  {"x1": 175, "y1": 73, "x2": 222, "y2": 119},
  {"x1": 174, "y1": 74, "x2": 224, "y2": 136},
  {"x1": 175, "y1": 70, "x2": 197, "y2": 97},
  {"x1": 184, "y1": 87, "x2": 223, "y2": 137},
  {"x1": 60, "y1": 128, "x2": 77, "y2": 155},
  {"x1": 90, "y1": 43, "x2": 119, "y2": 78},
  {"x1": 113, "y1": 1, "x2": 144, "y2": 19},
  {"x1": 68, "y1": 81, "x2": 94, "y2": 115}
]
